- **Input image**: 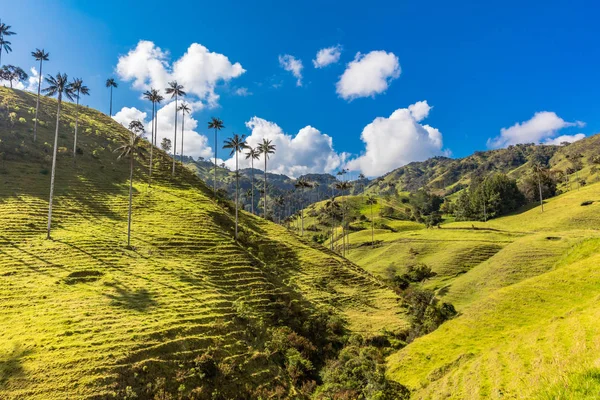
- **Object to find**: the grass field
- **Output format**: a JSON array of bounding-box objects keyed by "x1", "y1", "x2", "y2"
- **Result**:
[{"x1": 0, "y1": 87, "x2": 405, "y2": 399}]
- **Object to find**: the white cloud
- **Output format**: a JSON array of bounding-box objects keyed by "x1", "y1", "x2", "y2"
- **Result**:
[
  {"x1": 112, "y1": 102, "x2": 213, "y2": 161},
  {"x1": 336, "y1": 50, "x2": 400, "y2": 100},
  {"x1": 223, "y1": 117, "x2": 346, "y2": 177},
  {"x1": 116, "y1": 40, "x2": 245, "y2": 107},
  {"x1": 543, "y1": 133, "x2": 586, "y2": 145},
  {"x1": 488, "y1": 111, "x2": 585, "y2": 148},
  {"x1": 234, "y1": 87, "x2": 251, "y2": 96},
  {"x1": 313, "y1": 45, "x2": 342, "y2": 68},
  {"x1": 112, "y1": 106, "x2": 147, "y2": 129},
  {"x1": 346, "y1": 100, "x2": 445, "y2": 177},
  {"x1": 278, "y1": 54, "x2": 303, "y2": 86}
]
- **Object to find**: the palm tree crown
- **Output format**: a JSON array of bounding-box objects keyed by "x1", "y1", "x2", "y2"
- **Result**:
[
  {"x1": 0, "y1": 21, "x2": 15, "y2": 65},
  {"x1": 69, "y1": 78, "x2": 90, "y2": 97},
  {"x1": 43, "y1": 73, "x2": 74, "y2": 100},
  {"x1": 258, "y1": 138, "x2": 276, "y2": 159},
  {"x1": 105, "y1": 78, "x2": 118, "y2": 88},
  {"x1": 165, "y1": 80, "x2": 185, "y2": 98},
  {"x1": 32, "y1": 48, "x2": 49, "y2": 62}
]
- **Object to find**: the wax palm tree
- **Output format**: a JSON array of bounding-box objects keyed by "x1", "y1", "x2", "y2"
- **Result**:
[
  {"x1": 68, "y1": 78, "x2": 90, "y2": 160},
  {"x1": 32, "y1": 49, "x2": 49, "y2": 142},
  {"x1": 274, "y1": 195, "x2": 285, "y2": 224},
  {"x1": 143, "y1": 88, "x2": 159, "y2": 183},
  {"x1": 294, "y1": 179, "x2": 312, "y2": 236},
  {"x1": 223, "y1": 134, "x2": 248, "y2": 239},
  {"x1": 258, "y1": 138, "x2": 276, "y2": 218},
  {"x1": 165, "y1": 81, "x2": 185, "y2": 175},
  {"x1": 366, "y1": 195, "x2": 377, "y2": 248},
  {"x1": 208, "y1": 117, "x2": 224, "y2": 194},
  {"x1": 325, "y1": 197, "x2": 341, "y2": 251},
  {"x1": 533, "y1": 163, "x2": 547, "y2": 212},
  {"x1": 0, "y1": 21, "x2": 15, "y2": 66},
  {"x1": 335, "y1": 180, "x2": 352, "y2": 256},
  {"x1": 245, "y1": 146, "x2": 260, "y2": 214},
  {"x1": 105, "y1": 78, "x2": 118, "y2": 116},
  {"x1": 114, "y1": 121, "x2": 148, "y2": 248},
  {"x1": 178, "y1": 102, "x2": 191, "y2": 162},
  {"x1": 43, "y1": 72, "x2": 74, "y2": 239}
]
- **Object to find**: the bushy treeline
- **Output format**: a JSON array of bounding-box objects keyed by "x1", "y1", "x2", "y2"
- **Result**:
[{"x1": 452, "y1": 173, "x2": 526, "y2": 221}]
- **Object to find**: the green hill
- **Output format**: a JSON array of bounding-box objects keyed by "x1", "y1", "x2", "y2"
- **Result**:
[
  {"x1": 0, "y1": 87, "x2": 405, "y2": 399},
  {"x1": 342, "y1": 181, "x2": 600, "y2": 398}
]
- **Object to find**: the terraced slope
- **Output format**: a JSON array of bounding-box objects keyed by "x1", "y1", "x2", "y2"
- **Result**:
[
  {"x1": 0, "y1": 87, "x2": 404, "y2": 399},
  {"x1": 382, "y1": 184, "x2": 600, "y2": 398}
]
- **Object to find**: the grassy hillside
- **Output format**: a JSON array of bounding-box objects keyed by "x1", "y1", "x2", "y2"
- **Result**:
[
  {"x1": 0, "y1": 87, "x2": 405, "y2": 399},
  {"x1": 340, "y1": 183, "x2": 600, "y2": 398}
]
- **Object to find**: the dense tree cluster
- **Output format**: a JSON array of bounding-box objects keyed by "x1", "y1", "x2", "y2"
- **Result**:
[{"x1": 453, "y1": 173, "x2": 525, "y2": 221}]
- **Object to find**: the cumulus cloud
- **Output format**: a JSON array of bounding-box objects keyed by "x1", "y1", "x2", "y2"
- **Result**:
[
  {"x1": 543, "y1": 133, "x2": 586, "y2": 145},
  {"x1": 346, "y1": 100, "x2": 445, "y2": 177},
  {"x1": 112, "y1": 102, "x2": 214, "y2": 161},
  {"x1": 116, "y1": 40, "x2": 245, "y2": 107},
  {"x1": 313, "y1": 45, "x2": 342, "y2": 68},
  {"x1": 488, "y1": 111, "x2": 585, "y2": 148},
  {"x1": 112, "y1": 107, "x2": 147, "y2": 128},
  {"x1": 278, "y1": 54, "x2": 303, "y2": 86},
  {"x1": 336, "y1": 50, "x2": 400, "y2": 100},
  {"x1": 222, "y1": 117, "x2": 346, "y2": 177}
]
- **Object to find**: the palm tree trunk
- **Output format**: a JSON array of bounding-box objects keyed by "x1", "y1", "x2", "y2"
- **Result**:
[
  {"x1": 235, "y1": 152, "x2": 239, "y2": 239},
  {"x1": 250, "y1": 159, "x2": 254, "y2": 214},
  {"x1": 73, "y1": 92, "x2": 80, "y2": 160},
  {"x1": 149, "y1": 102, "x2": 154, "y2": 185},
  {"x1": 301, "y1": 188, "x2": 304, "y2": 236},
  {"x1": 180, "y1": 112, "x2": 185, "y2": 162},
  {"x1": 33, "y1": 58, "x2": 43, "y2": 142},
  {"x1": 46, "y1": 94, "x2": 62, "y2": 239},
  {"x1": 264, "y1": 157, "x2": 267, "y2": 218},
  {"x1": 371, "y1": 202, "x2": 374, "y2": 248},
  {"x1": 127, "y1": 155, "x2": 133, "y2": 247},
  {"x1": 538, "y1": 175, "x2": 544, "y2": 212},
  {"x1": 109, "y1": 87, "x2": 113, "y2": 117},
  {"x1": 214, "y1": 129, "x2": 217, "y2": 194},
  {"x1": 172, "y1": 96, "x2": 177, "y2": 175}
]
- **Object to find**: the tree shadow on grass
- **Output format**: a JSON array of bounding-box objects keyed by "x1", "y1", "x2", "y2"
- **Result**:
[
  {"x1": 0, "y1": 345, "x2": 34, "y2": 386},
  {"x1": 103, "y1": 281, "x2": 158, "y2": 312}
]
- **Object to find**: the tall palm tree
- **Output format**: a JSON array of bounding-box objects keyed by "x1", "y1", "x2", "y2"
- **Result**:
[
  {"x1": 0, "y1": 21, "x2": 15, "y2": 66},
  {"x1": 335, "y1": 180, "x2": 352, "y2": 256},
  {"x1": 143, "y1": 88, "x2": 159, "y2": 183},
  {"x1": 274, "y1": 195, "x2": 285, "y2": 224},
  {"x1": 177, "y1": 102, "x2": 191, "y2": 162},
  {"x1": 258, "y1": 138, "x2": 276, "y2": 218},
  {"x1": 43, "y1": 72, "x2": 74, "y2": 240},
  {"x1": 114, "y1": 121, "x2": 148, "y2": 248},
  {"x1": 208, "y1": 117, "x2": 225, "y2": 194},
  {"x1": 533, "y1": 164, "x2": 546, "y2": 212},
  {"x1": 294, "y1": 179, "x2": 312, "y2": 236},
  {"x1": 366, "y1": 195, "x2": 377, "y2": 248},
  {"x1": 105, "y1": 78, "x2": 118, "y2": 116},
  {"x1": 223, "y1": 134, "x2": 248, "y2": 239},
  {"x1": 31, "y1": 49, "x2": 49, "y2": 142},
  {"x1": 245, "y1": 146, "x2": 260, "y2": 214},
  {"x1": 68, "y1": 78, "x2": 90, "y2": 160},
  {"x1": 165, "y1": 81, "x2": 185, "y2": 175},
  {"x1": 325, "y1": 197, "x2": 340, "y2": 251}
]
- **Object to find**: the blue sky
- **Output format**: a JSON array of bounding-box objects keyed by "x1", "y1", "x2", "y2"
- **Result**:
[{"x1": 2, "y1": 0, "x2": 599, "y2": 177}]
